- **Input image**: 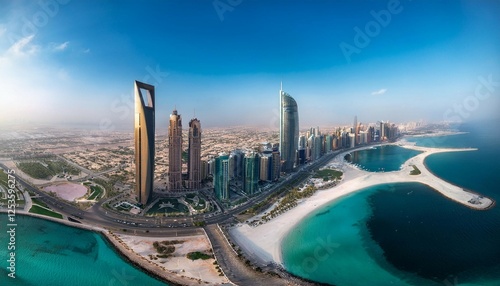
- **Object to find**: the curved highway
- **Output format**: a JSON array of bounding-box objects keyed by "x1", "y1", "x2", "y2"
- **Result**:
[{"x1": 0, "y1": 147, "x2": 351, "y2": 237}]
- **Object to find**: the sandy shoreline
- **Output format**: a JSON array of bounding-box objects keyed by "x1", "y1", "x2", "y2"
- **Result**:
[
  {"x1": 0, "y1": 211, "x2": 221, "y2": 286},
  {"x1": 230, "y1": 142, "x2": 495, "y2": 266}
]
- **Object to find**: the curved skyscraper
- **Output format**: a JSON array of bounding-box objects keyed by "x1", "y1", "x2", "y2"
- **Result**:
[
  {"x1": 134, "y1": 80, "x2": 155, "y2": 205},
  {"x1": 279, "y1": 83, "x2": 299, "y2": 173}
]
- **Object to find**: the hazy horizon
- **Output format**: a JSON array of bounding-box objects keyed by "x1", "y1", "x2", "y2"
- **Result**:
[{"x1": 1, "y1": 0, "x2": 499, "y2": 130}]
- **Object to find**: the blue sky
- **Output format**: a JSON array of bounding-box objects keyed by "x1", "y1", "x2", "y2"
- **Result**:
[{"x1": 1, "y1": 0, "x2": 499, "y2": 130}]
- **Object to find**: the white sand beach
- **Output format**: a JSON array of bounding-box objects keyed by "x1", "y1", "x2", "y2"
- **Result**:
[
  {"x1": 117, "y1": 233, "x2": 229, "y2": 285},
  {"x1": 230, "y1": 143, "x2": 494, "y2": 266}
]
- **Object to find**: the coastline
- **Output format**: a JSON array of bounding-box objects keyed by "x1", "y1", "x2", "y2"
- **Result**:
[
  {"x1": 0, "y1": 211, "x2": 209, "y2": 286},
  {"x1": 421, "y1": 155, "x2": 497, "y2": 211},
  {"x1": 230, "y1": 142, "x2": 495, "y2": 268}
]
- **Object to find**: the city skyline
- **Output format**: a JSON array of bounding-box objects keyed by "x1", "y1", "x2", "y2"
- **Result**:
[
  {"x1": 1, "y1": 0, "x2": 499, "y2": 129},
  {"x1": 2, "y1": 2, "x2": 500, "y2": 285}
]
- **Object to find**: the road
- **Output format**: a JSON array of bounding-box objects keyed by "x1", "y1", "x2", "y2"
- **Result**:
[
  {"x1": 205, "y1": 224, "x2": 293, "y2": 286},
  {"x1": 1, "y1": 146, "x2": 352, "y2": 234},
  {"x1": 0, "y1": 144, "x2": 378, "y2": 285}
]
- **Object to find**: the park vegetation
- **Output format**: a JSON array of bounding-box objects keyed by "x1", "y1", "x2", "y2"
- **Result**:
[
  {"x1": 410, "y1": 165, "x2": 421, "y2": 175},
  {"x1": 153, "y1": 240, "x2": 184, "y2": 259},
  {"x1": 261, "y1": 185, "x2": 317, "y2": 222},
  {"x1": 17, "y1": 159, "x2": 80, "y2": 180},
  {"x1": 29, "y1": 205, "x2": 63, "y2": 219},
  {"x1": 186, "y1": 251, "x2": 213, "y2": 261}
]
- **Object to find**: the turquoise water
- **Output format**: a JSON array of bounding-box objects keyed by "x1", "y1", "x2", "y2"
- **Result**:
[
  {"x1": 282, "y1": 183, "x2": 435, "y2": 286},
  {"x1": 0, "y1": 215, "x2": 168, "y2": 286},
  {"x1": 344, "y1": 145, "x2": 422, "y2": 172},
  {"x1": 283, "y1": 121, "x2": 500, "y2": 285}
]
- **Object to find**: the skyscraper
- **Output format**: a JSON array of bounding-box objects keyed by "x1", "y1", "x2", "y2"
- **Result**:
[
  {"x1": 243, "y1": 152, "x2": 260, "y2": 195},
  {"x1": 279, "y1": 83, "x2": 299, "y2": 173},
  {"x1": 168, "y1": 109, "x2": 183, "y2": 191},
  {"x1": 271, "y1": 149, "x2": 281, "y2": 181},
  {"x1": 214, "y1": 154, "x2": 230, "y2": 201},
  {"x1": 353, "y1": 115, "x2": 358, "y2": 146},
  {"x1": 259, "y1": 154, "x2": 271, "y2": 181},
  {"x1": 187, "y1": 118, "x2": 202, "y2": 190},
  {"x1": 134, "y1": 80, "x2": 155, "y2": 205}
]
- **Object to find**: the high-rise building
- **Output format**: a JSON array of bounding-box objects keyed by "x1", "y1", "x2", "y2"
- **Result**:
[
  {"x1": 279, "y1": 83, "x2": 299, "y2": 173},
  {"x1": 214, "y1": 154, "x2": 230, "y2": 201},
  {"x1": 187, "y1": 118, "x2": 201, "y2": 190},
  {"x1": 259, "y1": 154, "x2": 272, "y2": 181},
  {"x1": 229, "y1": 150, "x2": 244, "y2": 180},
  {"x1": 379, "y1": 121, "x2": 385, "y2": 141},
  {"x1": 298, "y1": 135, "x2": 306, "y2": 149},
  {"x1": 243, "y1": 152, "x2": 260, "y2": 195},
  {"x1": 314, "y1": 135, "x2": 322, "y2": 160},
  {"x1": 325, "y1": 135, "x2": 333, "y2": 153},
  {"x1": 134, "y1": 80, "x2": 155, "y2": 205},
  {"x1": 354, "y1": 115, "x2": 359, "y2": 146},
  {"x1": 168, "y1": 109, "x2": 183, "y2": 191},
  {"x1": 271, "y1": 148, "x2": 281, "y2": 181}
]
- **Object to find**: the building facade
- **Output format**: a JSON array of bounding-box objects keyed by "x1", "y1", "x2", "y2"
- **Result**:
[
  {"x1": 187, "y1": 118, "x2": 202, "y2": 190},
  {"x1": 243, "y1": 152, "x2": 260, "y2": 195},
  {"x1": 279, "y1": 84, "x2": 299, "y2": 173},
  {"x1": 134, "y1": 80, "x2": 155, "y2": 205},
  {"x1": 214, "y1": 154, "x2": 230, "y2": 201},
  {"x1": 168, "y1": 109, "x2": 183, "y2": 191}
]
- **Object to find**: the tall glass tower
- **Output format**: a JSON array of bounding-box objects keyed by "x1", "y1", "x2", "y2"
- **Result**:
[
  {"x1": 187, "y1": 118, "x2": 202, "y2": 190},
  {"x1": 134, "y1": 80, "x2": 155, "y2": 205},
  {"x1": 243, "y1": 152, "x2": 260, "y2": 195},
  {"x1": 168, "y1": 109, "x2": 183, "y2": 191},
  {"x1": 214, "y1": 154, "x2": 230, "y2": 201},
  {"x1": 279, "y1": 83, "x2": 299, "y2": 173}
]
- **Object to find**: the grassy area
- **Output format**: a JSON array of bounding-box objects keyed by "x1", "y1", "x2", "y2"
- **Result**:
[
  {"x1": 31, "y1": 197, "x2": 48, "y2": 208},
  {"x1": 93, "y1": 178, "x2": 114, "y2": 198},
  {"x1": 16, "y1": 159, "x2": 80, "y2": 180},
  {"x1": 44, "y1": 160, "x2": 80, "y2": 175},
  {"x1": 17, "y1": 162, "x2": 52, "y2": 179},
  {"x1": 313, "y1": 169, "x2": 343, "y2": 181},
  {"x1": 0, "y1": 170, "x2": 8, "y2": 188},
  {"x1": 88, "y1": 185, "x2": 103, "y2": 200},
  {"x1": 186, "y1": 251, "x2": 213, "y2": 260},
  {"x1": 410, "y1": 165, "x2": 421, "y2": 175},
  {"x1": 240, "y1": 171, "x2": 311, "y2": 217},
  {"x1": 29, "y1": 205, "x2": 63, "y2": 219}
]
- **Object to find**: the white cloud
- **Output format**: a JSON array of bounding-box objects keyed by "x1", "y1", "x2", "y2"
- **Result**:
[
  {"x1": 52, "y1": 41, "x2": 69, "y2": 51},
  {"x1": 6, "y1": 34, "x2": 38, "y2": 57},
  {"x1": 371, "y1": 88, "x2": 387, "y2": 96},
  {"x1": 0, "y1": 26, "x2": 6, "y2": 37}
]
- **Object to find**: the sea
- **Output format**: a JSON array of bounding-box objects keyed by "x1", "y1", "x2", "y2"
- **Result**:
[
  {"x1": 0, "y1": 215, "x2": 168, "y2": 286},
  {"x1": 282, "y1": 121, "x2": 500, "y2": 286}
]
